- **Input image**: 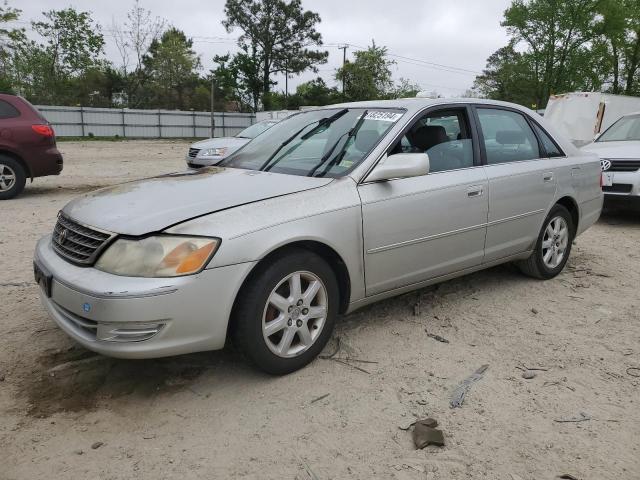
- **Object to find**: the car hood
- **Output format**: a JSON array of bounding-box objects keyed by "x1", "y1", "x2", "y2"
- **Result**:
[
  {"x1": 581, "y1": 140, "x2": 640, "y2": 159},
  {"x1": 191, "y1": 136, "x2": 249, "y2": 151},
  {"x1": 62, "y1": 167, "x2": 332, "y2": 235}
]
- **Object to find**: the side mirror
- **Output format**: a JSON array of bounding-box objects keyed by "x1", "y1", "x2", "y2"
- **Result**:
[{"x1": 366, "y1": 152, "x2": 430, "y2": 182}]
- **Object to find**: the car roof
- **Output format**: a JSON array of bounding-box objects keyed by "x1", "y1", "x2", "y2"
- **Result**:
[{"x1": 307, "y1": 97, "x2": 538, "y2": 116}]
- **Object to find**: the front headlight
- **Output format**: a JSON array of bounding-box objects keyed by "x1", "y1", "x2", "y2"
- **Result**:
[
  {"x1": 95, "y1": 236, "x2": 220, "y2": 277},
  {"x1": 199, "y1": 147, "x2": 227, "y2": 157}
]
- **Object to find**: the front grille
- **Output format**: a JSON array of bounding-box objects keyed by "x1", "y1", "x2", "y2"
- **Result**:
[
  {"x1": 52, "y1": 213, "x2": 114, "y2": 265},
  {"x1": 609, "y1": 160, "x2": 640, "y2": 172},
  {"x1": 603, "y1": 183, "x2": 633, "y2": 193},
  {"x1": 188, "y1": 148, "x2": 200, "y2": 158}
]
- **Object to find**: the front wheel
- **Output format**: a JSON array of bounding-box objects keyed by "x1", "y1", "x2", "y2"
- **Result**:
[
  {"x1": 518, "y1": 204, "x2": 574, "y2": 279},
  {"x1": 232, "y1": 249, "x2": 338, "y2": 375}
]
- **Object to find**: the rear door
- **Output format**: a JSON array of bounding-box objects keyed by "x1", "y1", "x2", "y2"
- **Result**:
[
  {"x1": 473, "y1": 106, "x2": 557, "y2": 262},
  {"x1": 359, "y1": 105, "x2": 488, "y2": 296}
]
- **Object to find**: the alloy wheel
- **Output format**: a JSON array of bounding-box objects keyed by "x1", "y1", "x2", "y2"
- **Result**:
[
  {"x1": 0, "y1": 164, "x2": 16, "y2": 192},
  {"x1": 262, "y1": 271, "x2": 328, "y2": 358},
  {"x1": 541, "y1": 216, "x2": 569, "y2": 269}
]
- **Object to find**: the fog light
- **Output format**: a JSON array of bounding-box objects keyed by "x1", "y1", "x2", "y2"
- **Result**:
[{"x1": 96, "y1": 322, "x2": 164, "y2": 342}]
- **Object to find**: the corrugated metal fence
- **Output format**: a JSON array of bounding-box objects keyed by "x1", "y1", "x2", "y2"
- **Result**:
[{"x1": 36, "y1": 105, "x2": 256, "y2": 138}]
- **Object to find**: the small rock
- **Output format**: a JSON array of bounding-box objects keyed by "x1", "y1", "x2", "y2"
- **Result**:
[
  {"x1": 73, "y1": 449, "x2": 84, "y2": 455},
  {"x1": 91, "y1": 441, "x2": 104, "y2": 450},
  {"x1": 531, "y1": 308, "x2": 539, "y2": 315},
  {"x1": 0, "y1": 374, "x2": 5, "y2": 381},
  {"x1": 522, "y1": 370, "x2": 536, "y2": 380}
]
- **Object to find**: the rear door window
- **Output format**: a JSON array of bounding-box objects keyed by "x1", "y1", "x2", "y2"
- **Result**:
[
  {"x1": 476, "y1": 108, "x2": 540, "y2": 164},
  {"x1": 0, "y1": 100, "x2": 20, "y2": 119}
]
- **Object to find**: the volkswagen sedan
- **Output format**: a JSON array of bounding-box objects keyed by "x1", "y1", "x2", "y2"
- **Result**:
[{"x1": 34, "y1": 99, "x2": 603, "y2": 374}]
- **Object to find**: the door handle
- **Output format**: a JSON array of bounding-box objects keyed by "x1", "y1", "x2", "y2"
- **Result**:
[
  {"x1": 467, "y1": 185, "x2": 484, "y2": 197},
  {"x1": 543, "y1": 172, "x2": 554, "y2": 182}
]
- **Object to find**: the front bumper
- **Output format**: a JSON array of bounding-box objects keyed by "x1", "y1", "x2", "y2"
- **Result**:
[
  {"x1": 185, "y1": 155, "x2": 225, "y2": 168},
  {"x1": 34, "y1": 235, "x2": 255, "y2": 359},
  {"x1": 602, "y1": 169, "x2": 640, "y2": 200}
]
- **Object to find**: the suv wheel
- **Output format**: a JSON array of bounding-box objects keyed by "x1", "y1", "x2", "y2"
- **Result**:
[
  {"x1": 232, "y1": 249, "x2": 338, "y2": 375},
  {"x1": 518, "y1": 204, "x2": 574, "y2": 279},
  {"x1": 0, "y1": 156, "x2": 26, "y2": 200}
]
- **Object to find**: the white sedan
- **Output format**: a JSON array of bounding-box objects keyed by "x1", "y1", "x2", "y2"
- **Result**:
[
  {"x1": 186, "y1": 120, "x2": 279, "y2": 167},
  {"x1": 582, "y1": 111, "x2": 640, "y2": 208}
]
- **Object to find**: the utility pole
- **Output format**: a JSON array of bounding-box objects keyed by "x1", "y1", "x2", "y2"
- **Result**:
[
  {"x1": 284, "y1": 60, "x2": 288, "y2": 105},
  {"x1": 210, "y1": 76, "x2": 215, "y2": 138},
  {"x1": 339, "y1": 45, "x2": 348, "y2": 97}
]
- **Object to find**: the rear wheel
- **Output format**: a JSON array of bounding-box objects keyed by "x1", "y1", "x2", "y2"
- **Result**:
[
  {"x1": 518, "y1": 204, "x2": 574, "y2": 279},
  {"x1": 232, "y1": 249, "x2": 338, "y2": 375},
  {"x1": 0, "y1": 156, "x2": 26, "y2": 200}
]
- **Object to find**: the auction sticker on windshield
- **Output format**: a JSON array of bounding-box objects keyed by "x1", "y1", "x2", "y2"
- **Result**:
[{"x1": 364, "y1": 111, "x2": 404, "y2": 122}]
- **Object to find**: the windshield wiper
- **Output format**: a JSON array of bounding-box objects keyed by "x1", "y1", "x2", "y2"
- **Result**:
[
  {"x1": 260, "y1": 108, "x2": 349, "y2": 172},
  {"x1": 308, "y1": 110, "x2": 368, "y2": 177}
]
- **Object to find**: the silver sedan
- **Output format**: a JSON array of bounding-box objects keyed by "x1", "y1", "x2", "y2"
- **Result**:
[{"x1": 34, "y1": 99, "x2": 603, "y2": 374}]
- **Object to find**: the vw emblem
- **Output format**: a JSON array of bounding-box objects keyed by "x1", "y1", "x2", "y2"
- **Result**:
[
  {"x1": 601, "y1": 159, "x2": 612, "y2": 171},
  {"x1": 58, "y1": 228, "x2": 68, "y2": 245}
]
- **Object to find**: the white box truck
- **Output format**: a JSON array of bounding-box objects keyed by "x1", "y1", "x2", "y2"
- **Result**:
[{"x1": 544, "y1": 92, "x2": 640, "y2": 147}]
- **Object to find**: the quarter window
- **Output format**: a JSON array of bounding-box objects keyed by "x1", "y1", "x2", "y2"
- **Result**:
[
  {"x1": 0, "y1": 100, "x2": 20, "y2": 119},
  {"x1": 391, "y1": 109, "x2": 474, "y2": 173},
  {"x1": 532, "y1": 122, "x2": 564, "y2": 157},
  {"x1": 477, "y1": 108, "x2": 540, "y2": 164}
]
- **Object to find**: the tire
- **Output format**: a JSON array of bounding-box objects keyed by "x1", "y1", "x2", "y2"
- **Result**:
[
  {"x1": 0, "y1": 155, "x2": 26, "y2": 200},
  {"x1": 517, "y1": 204, "x2": 574, "y2": 279},
  {"x1": 232, "y1": 249, "x2": 339, "y2": 375}
]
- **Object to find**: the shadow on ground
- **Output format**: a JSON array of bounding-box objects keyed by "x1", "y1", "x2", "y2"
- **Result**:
[{"x1": 21, "y1": 346, "x2": 245, "y2": 418}]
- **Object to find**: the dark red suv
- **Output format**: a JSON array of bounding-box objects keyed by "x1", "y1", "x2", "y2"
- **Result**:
[{"x1": 0, "y1": 94, "x2": 63, "y2": 199}]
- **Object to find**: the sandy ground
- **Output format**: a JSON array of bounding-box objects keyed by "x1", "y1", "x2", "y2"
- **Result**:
[{"x1": 1, "y1": 140, "x2": 639, "y2": 480}]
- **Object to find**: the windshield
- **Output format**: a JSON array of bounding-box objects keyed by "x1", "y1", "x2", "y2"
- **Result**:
[
  {"x1": 597, "y1": 114, "x2": 640, "y2": 142},
  {"x1": 236, "y1": 121, "x2": 277, "y2": 139},
  {"x1": 222, "y1": 108, "x2": 404, "y2": 177}
]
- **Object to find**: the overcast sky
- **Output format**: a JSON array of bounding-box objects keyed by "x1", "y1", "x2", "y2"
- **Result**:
[{"x1": 12, "y1": 0, "x2": 512, "y2": 96}]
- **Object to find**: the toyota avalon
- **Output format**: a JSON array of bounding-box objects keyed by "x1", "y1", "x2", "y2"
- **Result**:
[{"x1": 34, "y1": 99, "x2": 603, "y2": 374}]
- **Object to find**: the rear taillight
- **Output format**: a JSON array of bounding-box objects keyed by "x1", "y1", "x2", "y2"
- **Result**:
[{"x1": 32, "y1": 124, "x2": 54, "y2": 137}]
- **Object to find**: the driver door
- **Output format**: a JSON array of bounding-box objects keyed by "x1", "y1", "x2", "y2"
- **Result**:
[{"x1": 358, "y1": 106, "x2": 489, "y2": 296}]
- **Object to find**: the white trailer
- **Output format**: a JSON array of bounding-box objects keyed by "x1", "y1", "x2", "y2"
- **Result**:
[{"x1": 544, "y1": 92, "x2": 640, "y2": 147}]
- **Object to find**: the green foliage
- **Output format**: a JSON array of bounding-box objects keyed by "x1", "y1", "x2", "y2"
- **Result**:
[
  {"x1": 476, "y1": 0, "x2": 640, "y2": 107},
  {"x1": 1, "y1": 0, "x2": 421, "y2": 112},
  {"x1": 336, "y1": 42, "x2": 395, "y2": 101},
  {"x1": 33, "y1": 8, "x2": 105, "y2": 76},
  {"x1": 0, "y1": 2, "x2": 26, "y2": 93},
  {"x1": 595, "y1": 0, "x2": 640, "y2": 94},
  {"x1": 9, "y1": 7, "x2": 105, "y2": 104},
  {"x1": 223, "y1": 0, "x2": 328, "y2": 109},
  {"x1": 142, "y1": 28, "x2": 202, "y2": 109}
]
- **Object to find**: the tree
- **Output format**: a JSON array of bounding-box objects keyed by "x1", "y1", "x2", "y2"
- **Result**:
[
  {"x1": 112, "y1": 0, "x2": 166, "y2": 106},
  {"x1": 473, "y1": 43, "x2": 539, "y2": 107},
  {"x1": 0, "y1": 2, "x2": 25, "y2": 93},
  {"x1": 222, "y1": 0, "x2": 328, "y2": 109},
  {"x1": 474, "y1": 0, "x2": 628, "y2": 107},
  {"x1": 501, "y1": 0, "x2": 601, "y2": 106},
  {"x1": 295, "y1": 77, "x2": 340, "y2": 105},
  {"x1": 391, "y1": 78, "x2": 421, "y2": 99},
  {"x1": 336, "y1": 42, "x2": 395, "y2": 101},
  {"x1": 596, "y1": 0, "x2": 640, "y2": 95},
  {"x1": 143, "y1": 28, "x2": 201, "y2": 109},
  {"x1": 33, "y1": 8, "x2": 105, "y2": 79},
  {"x1": 212, "y1": 52, "x2": 262, "y2": 112}
]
